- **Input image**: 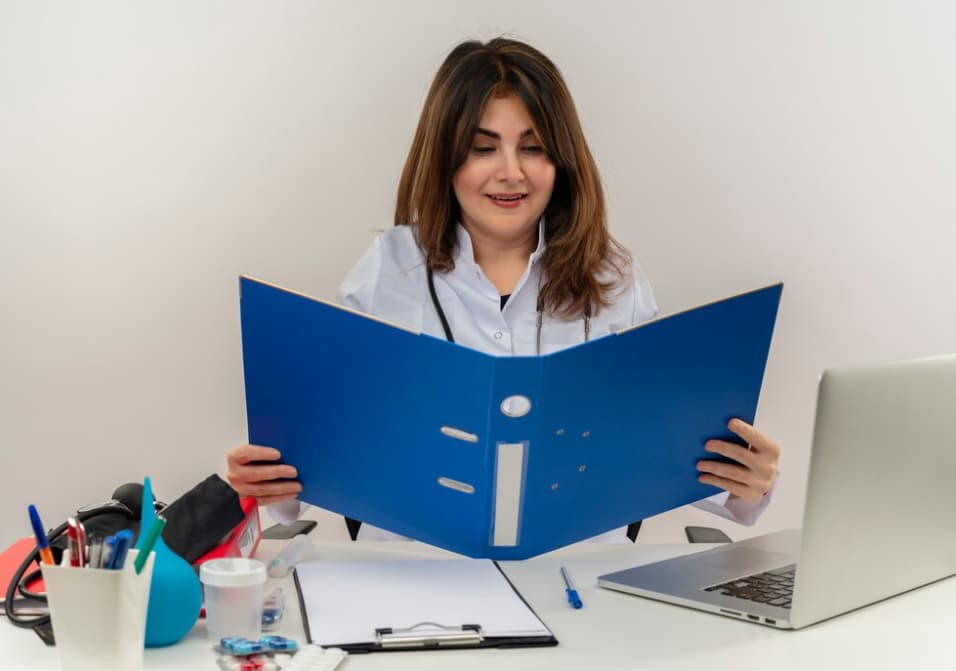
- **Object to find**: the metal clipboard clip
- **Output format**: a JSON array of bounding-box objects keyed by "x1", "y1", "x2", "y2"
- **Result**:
[{"x1": 374, "y1": 622, "x2": 484, "y2": 649}]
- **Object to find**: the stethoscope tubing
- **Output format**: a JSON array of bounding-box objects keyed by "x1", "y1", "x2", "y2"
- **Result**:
[{"x1": 426, "y1": 267, "x2": 590, "y2": 353}]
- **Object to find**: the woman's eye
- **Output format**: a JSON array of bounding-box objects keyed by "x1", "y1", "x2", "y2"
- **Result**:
[
  {"x1": 522, "y1": 145, "x2": 544, "y2": 154},
  {"x1": 471, "y1": 146, "x2": 494, "y2": 155}
]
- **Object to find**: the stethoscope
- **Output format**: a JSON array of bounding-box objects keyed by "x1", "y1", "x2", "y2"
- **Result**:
[{"x1": 426, "y1": 268, "x2": 591, "y2": 354}]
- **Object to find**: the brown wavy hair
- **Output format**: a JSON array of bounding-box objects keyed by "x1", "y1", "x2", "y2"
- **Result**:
[{"x1": 395, "y1": 37, "x2": 630, "y2": 319}]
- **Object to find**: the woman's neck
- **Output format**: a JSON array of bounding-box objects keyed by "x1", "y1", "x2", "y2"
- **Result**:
[{"x1": 465, "y1": 225, "x2": 538, "y2": 296}]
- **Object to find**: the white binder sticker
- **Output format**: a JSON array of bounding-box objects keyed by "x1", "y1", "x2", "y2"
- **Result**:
[{"x1": 492, "y1": 442, "x2": 527, "y2": 546}]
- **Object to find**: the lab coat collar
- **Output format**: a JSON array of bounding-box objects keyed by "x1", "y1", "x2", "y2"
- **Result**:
[{"x1": 454, "y1": 218, "x2": 547, "y2": 269}]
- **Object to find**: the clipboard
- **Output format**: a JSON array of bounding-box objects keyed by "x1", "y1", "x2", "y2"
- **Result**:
[
  {"x1": 240, "y1": 276, "x2": 783, "y2": 559},
  {"x1": 292, "y1": 559, "x2": 557, "y2": 652}
]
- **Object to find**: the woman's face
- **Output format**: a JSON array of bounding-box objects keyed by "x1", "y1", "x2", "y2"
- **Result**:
[{"x1": 453, "y1": 96, "x2": 556, "y2": 249}]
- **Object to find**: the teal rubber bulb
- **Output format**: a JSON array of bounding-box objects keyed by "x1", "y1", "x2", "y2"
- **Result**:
[{"x1": 137, "y1": 477, "x2": 202, "y2": 647}]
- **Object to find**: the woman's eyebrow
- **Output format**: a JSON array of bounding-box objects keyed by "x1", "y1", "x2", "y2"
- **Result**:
[{"x1": 475, "y1": 128, "x2": 536, "y2": 140}]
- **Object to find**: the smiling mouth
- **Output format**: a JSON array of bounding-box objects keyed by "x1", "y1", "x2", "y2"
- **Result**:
[{"x1": 487, "y1": 194, "x2": 527, "y2": 202}]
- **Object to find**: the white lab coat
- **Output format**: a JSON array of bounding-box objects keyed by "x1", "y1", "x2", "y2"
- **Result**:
[{"x1": 270, "y1": 221, "x2": 773, "y2": 540}]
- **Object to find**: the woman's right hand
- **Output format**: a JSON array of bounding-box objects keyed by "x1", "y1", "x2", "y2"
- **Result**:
[{"x1": 226, "y1": 444, "x2": 302, "y2": 505}]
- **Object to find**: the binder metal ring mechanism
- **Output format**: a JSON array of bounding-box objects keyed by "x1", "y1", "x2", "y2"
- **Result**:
[{"x1": 375, "y1": 622, "x2": 483, "y2": 649}]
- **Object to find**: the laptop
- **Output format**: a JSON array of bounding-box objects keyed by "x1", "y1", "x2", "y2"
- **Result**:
[{"x1": 598, "y1": 353, "x2": 956, "y2": 629}]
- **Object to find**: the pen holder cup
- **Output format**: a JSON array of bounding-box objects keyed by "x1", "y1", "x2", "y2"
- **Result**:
[{"x1": 41, "y1": 549, "x2": 155, "y2": 671}]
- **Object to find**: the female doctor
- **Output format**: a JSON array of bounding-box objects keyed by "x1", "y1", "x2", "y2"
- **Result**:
[{"x1": 226, "y1": 38, "x2": 781, "y2": 540}]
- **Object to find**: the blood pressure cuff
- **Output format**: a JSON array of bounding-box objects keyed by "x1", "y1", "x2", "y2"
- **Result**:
[{"x1": 160, "y1": 474, "x2": 246, "y2": 564}]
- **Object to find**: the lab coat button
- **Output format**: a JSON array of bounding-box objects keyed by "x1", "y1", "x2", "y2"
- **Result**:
[{"x1": 494, "y1": 331, "x2": 503, "y2": 339}]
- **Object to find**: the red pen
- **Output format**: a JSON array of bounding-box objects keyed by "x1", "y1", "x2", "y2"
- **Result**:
[{"x1": 67, "y1": 517, "x2": 87, "y2": 567}]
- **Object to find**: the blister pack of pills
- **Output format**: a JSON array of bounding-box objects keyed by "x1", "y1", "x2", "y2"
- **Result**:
[
  {"x1": 282, "y1": 645, "x2": 347, "y2": 671},
  {"x1": 216, "y1": 653, "x2": 278, "y2": 671}
]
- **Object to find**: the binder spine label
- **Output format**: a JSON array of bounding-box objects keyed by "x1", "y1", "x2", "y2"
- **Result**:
[{"x1": 491, "y1": 441, "x2": 527, "y2": 546}]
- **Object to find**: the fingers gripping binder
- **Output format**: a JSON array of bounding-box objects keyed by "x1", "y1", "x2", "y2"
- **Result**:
[{"x1": 240, "y1": 276, "x2": 783, "y2": 559}]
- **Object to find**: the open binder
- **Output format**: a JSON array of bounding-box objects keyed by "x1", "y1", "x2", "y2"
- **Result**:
[
  {"x1": 292, "y1": 559, "x2": 556, "y2": 651},
  {"x1": 240, "y1": 277, "x2": 782, "y2": 559}
]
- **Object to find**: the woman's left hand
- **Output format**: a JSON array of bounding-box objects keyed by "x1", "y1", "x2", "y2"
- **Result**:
[{"x1": 697, "y1": 418, "x2": 780, "y2": 502}]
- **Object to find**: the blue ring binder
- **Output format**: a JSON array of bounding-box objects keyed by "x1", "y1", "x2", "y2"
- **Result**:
[{"x1": 240, "y1": 276, "x2": 783, "y2": 559}]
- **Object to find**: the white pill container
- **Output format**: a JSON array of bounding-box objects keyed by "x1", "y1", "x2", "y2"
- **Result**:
[{"x1": 199, "y1": 558, "x2": 267, "y2": 642}]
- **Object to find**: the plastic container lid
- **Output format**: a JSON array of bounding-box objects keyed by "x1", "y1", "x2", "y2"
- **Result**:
[{"x1": 199, "y1": 558, "x2": 267, "y2": 587}]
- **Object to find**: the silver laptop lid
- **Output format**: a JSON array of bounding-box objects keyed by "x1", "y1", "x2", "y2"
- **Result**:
[{"x1": 790, "y1": 353, "x2": 956, "y2": 628}]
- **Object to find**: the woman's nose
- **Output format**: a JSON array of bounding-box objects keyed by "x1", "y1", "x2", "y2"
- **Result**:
[{"x1": 496, "y1": 149, "x2": 525, "y2": 182}]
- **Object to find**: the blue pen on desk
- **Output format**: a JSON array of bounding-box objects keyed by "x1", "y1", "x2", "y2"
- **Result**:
[{"x1": 560, "y1": 566, "x2": 583, "y2": 609}]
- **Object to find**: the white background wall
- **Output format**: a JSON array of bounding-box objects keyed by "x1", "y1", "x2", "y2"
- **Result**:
[{"x1": 2, "y1": 1, "x2": 954, "y2": 550}]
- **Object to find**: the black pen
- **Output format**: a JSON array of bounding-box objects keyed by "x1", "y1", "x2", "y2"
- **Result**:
[{"x1": 560, "y1": 566, "x2": 583, "y2": 609}]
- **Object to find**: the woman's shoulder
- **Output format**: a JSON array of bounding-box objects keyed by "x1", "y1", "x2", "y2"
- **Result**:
[
  {"x1": 375, "y1": 225, "x2": 426, "y2": 272},
  {"x1": 338, "y1": 225, "x2": 426, "y2": 313},
  {"x1": 595, "y1": 254, "x2": 659, "y2": 326},
  {"x1": 343, "y1": 226, "x2": 425, "y2": 281},
  {"x1": 625, "y1": 256, "x2": 660, "y2": 324}
]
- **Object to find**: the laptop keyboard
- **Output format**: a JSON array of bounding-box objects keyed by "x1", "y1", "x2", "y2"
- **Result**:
[{"x1": 704, "y1": 565, "x2": 796, "y2": 608}]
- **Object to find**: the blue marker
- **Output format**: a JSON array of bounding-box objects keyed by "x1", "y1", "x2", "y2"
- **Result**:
[
  {"x1": 560, "y1": 566, "x2": 583, "y2": 609},
  {"x1": 100, "y1": 535, "x2": 116, "y2": 569},
  {"x1": 107, "y1": 529, "x2": 134, "y2": 570}
]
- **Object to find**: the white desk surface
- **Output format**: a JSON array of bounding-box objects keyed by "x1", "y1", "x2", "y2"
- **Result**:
[{"x1": 3, "y1": 538, "x2": 952, "y2": 671}]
